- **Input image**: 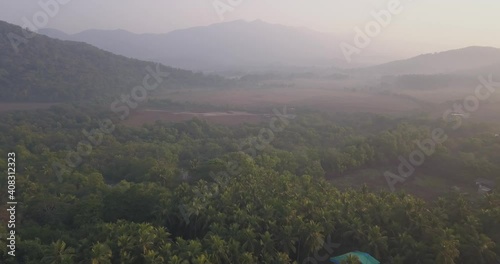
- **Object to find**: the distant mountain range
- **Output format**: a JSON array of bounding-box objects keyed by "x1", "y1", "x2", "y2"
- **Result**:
[
  {"x1": 38, "y1": 21, "x2": 500, "y2": 76},
  {"x1": 4, "y1": 17, "x2": 500, "y2": 98},
  {"x1": 38, "y1": 20, "x2": 355, "y2": 71}
]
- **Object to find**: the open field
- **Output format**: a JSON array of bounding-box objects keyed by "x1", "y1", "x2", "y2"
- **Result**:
[
  {"x1": 137, "y1": 82, "x2": 423, "y2": 126},
  {"x1": 157, "y1": 86, "x2": 422, "y2": 115},
  {"x1": 407, "y1": 89, "x2": 500, "y2": 122},
  {"x1": 151, "y1": 77, "x2": 500, "y2": 124}
]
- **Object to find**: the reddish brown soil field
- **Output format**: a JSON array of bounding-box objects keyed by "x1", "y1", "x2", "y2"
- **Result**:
[{"x1": 159, "y1": 86, "x2": 422, "y2": 115}]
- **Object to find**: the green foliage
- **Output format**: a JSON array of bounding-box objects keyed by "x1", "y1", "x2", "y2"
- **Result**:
[{"x1": 0, "y1": 102, "x2": 499, "y2": 263}]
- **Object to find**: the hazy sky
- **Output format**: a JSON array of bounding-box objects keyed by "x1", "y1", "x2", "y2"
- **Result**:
[{"x1": 1, "y1": 0, "x2": 499, "y2": 56}]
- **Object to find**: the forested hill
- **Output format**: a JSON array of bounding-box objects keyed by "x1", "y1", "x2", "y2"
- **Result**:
[
  {"x1": 354, "y1": 46, "x2": 500, "y2": 75},
  {"x1": 0, "y1": 20, "x2": 229, "y2": 102}
]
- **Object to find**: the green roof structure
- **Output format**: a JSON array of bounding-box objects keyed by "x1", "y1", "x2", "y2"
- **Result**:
[{"x1": 330, "y1": 251, "x2": 380, "y2": 264}]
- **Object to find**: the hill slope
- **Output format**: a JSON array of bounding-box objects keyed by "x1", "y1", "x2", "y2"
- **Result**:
[
  {"x1": 355, "y1": 46, "x2": 500, "y2": 75},
  {"x1": 0, "y1": 20, "x2": 227, "y2": 102}
]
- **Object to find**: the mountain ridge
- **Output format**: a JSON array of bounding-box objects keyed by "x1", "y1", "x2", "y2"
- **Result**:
[
  {"x1": 353, "y1": 46, "x2": 500, "y2": 75},
  {"x1": 0, "y1": 20, "x2": 229, "y2": 102},
  {"x1": 38, "y1": 20, "x2": 351, "y2": 71}
]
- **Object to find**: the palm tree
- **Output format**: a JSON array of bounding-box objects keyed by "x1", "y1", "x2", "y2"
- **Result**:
[
  {"x1": 303, "y1": 221, "x2": 325, "y2": 254},
  {"x1": 277, "y1": 226, "x2": 298, "y2": 255},
  {"x1": 435, "y1": 229, "x2": 459, "y2": 264},
  {"x1": 461, "y1": 233, "x2": 497, "y2": 264},
  {"x1": 192, "y1": 253, "x2": 211, "y2": 264},
  {"x1": 241, "y1": 227, "x2": 258, "y2": 252},
  {"x1": 143, "y1": 249, "x2": 164, "y2": 264},
  {"x1": 342, "y1": 217, "x2": 365, "y2": 245},
  {"x1": 207, "y1": 235, "x2": 229, "y2": 263},
  {"x1": 365, "y1": 225, "x2": 388, "y2": 260},
  {"x1": 259, "y1": 231, "x2": 276, "y2": 258},
  {"x1": 167, "y1": 255, "x2": 186, "y2": 264},
  {"x1": 341, "y1": 254, "x2": 361, "y2": 264},
  {"x1": 475, "y1": 234, "x2": 497, "y2": 264},
  {"x1": 117, "y1": 234, "x2": 135, "y2": 254},
  {"x1": 436, "y1": 240, "x2": 459, "y2": 264},
  {"x1": 119, "y1": 250, "x2": 135, "y2": 264},
  {"x1": 41, "y1": 240, "x2": 75, "y2": 264},
  {"x1": 138, "y1": 224, "x2": 157, "y2": 254},
  {"x1": 239, "y1": 252, "x2": 257, "y2": 264},
  {"x1": 91, "y1": 242, "x2": 112, "y2": 264}
]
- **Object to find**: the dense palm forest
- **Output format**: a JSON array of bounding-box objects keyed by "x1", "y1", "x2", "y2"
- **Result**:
[{"x1": 0, "y1": 103, "x2": 499, "y2": 263}]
